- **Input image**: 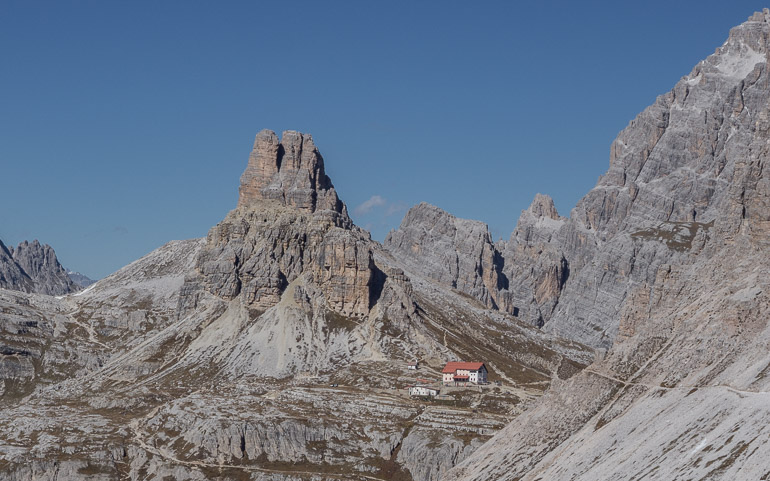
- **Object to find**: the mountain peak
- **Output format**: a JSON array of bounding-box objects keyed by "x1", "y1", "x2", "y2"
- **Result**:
[
  {"x1": 527, "y1": 193, "x2": 561, "y2": 220},
  {"x1": 0, "y1": 238, "x2": 77, "y2": 295},
  {"x1": 238, "y1": 129, "x2": 349, "y2": 221}
]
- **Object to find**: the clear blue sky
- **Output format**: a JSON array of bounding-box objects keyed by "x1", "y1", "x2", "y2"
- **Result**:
[{"x1": 0, "y1": 1, "x2": 765, "y2": 279}]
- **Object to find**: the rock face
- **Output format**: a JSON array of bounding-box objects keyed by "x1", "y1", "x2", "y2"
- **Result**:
[
  {"x1": 0, "y1": 239, "x2": 77, "y2": 296},
  {"x1": 384, "y1": 195, "x2": 570, "y2": 329},
  {"x1": 384, "y1": 203, "x2": 509, "y2": 311},
  {"x1": 0, "y1": 239, "x2": 32, "y2": 293},
  {"x1": 194, "y1": 129, "x2": 374, "y2": 319},
  {"x1": 445, "y1": 9, "x2": 770, "y2": 480},
  {"x1": 12, "y1": 240, "x2": 78, "y2": 296},
  {"x1": 497, "y1": 194, "x2": 569, "y2": 327},
  {"x1": 536, "y1": 6, "x2": 770, "y2": 347},
  {"x1": 238, "y1": 129, "x2": 350, "y2": 221}
]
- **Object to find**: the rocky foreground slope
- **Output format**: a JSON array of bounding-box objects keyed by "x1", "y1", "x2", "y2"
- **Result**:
[
  {"x1": 443, "y1": 9, "x2": 770, "y2": 480},
  {"x1": 0, "y1": 130, "x2": 592, "y2": 481}
]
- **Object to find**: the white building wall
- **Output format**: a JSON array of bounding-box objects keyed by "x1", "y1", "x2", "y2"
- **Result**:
[{"x1": 410, "y1": 386, "x2": 438, "y2": 396}]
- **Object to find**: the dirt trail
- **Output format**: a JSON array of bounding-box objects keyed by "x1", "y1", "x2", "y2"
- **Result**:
[{"x1": 583, "y1": 368, "x2": 769, "y2": 396}]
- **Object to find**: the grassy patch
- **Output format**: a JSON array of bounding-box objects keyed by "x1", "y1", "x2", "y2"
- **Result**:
[
  {"x1": 631, "y1": 220, "x2": 714, "y2": 251},
  {"x1": 324, "y1": 310, "x2": 359, "y2": 333}
]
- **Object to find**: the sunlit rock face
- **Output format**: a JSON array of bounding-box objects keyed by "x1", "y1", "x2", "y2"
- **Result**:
[
  {"x1": 384, "y1": 202, "x2": 509, "y2": 312},
  {"x1": 196, "y1": 129, "x2": 375, "y2": 318},
  {"x1": 238, "y1": 129, "x2": 350, "y2": 221},
  {"x1": 445, "y1": 10, "x2": 770, "y2": 481}
]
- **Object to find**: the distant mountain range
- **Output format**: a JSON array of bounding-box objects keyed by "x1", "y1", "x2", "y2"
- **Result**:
[{"x1": 66, "y1": 270, "x2": 96, "y2": 288}]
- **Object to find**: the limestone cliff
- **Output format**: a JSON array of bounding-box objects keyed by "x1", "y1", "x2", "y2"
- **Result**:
[
  {"x1": 384, "y1": 203, "x2": 508, "y2": 311},
  {"x1": 238, "y1": 129, "x2": 350, "y2": 221},
  {"x1": 498, "y1": 194, "x2": 569, "y2": 327},
  {"x1": 384, "y1": 196, "x2": 570, "y2": 329},
  {"x1": 0, "y1": 239, "x2": 32, "y2": 293},
  {"x1": 195, "y1": 129, "x2": 373, "y2": 318},
  {"x1": 12, "y1": 240, "x2": 78, "y2": 296},
  {"x1": 446, "y1": 10, "x2": 770, "y2": 480}
]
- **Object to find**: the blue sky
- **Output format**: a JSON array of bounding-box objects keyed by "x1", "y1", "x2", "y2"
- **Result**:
[{"x1": 0, "y1": 1, "x2": 766, "y2": 279}]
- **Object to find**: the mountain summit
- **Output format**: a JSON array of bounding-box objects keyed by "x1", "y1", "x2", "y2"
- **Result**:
[
  {"x1": 238, "y1": 129, "x2": 350, "y2": 223},
  {"x1": 193, "y1": 129, "x2": 373, "y2": 318}
]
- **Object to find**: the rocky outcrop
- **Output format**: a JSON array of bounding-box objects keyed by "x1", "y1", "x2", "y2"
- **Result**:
[
  {"x1": 312, "y1": 229, "x2": 376, "y2": 317},
  {"x1": 383, "y1": 196, "x2": 574, "y2": 328},
  {"x1": 0, "y1": 239, "x2": 77, "y2": 296},
  {"x1": 194, "y1": 130, "x2": 375, "y2": 318},
  {"x1": 384, "y1": 203, "x2": 509, "y2": 311}
]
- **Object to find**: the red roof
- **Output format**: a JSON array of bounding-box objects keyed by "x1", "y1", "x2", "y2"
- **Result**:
[
  {"x1": 442, "y1": 362, "x2": 485, "y2": 373},
  {"x1": 453, "y1": 375, "x2": 469, "y2": 380}
]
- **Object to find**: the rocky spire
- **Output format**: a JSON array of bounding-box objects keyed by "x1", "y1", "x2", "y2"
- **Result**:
[
  {"x1": 527, "y1": 193, "x2": 561, "y2": 220},
  {"x1": 194, "y1": 129, "x2": 376, "y2": 318},
  {"x1": 238, "y1": 129, "x2": 350, "y2": 222},
  {"x1": 509, "y1": 193, "x2": 565, "y2": 245}
]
